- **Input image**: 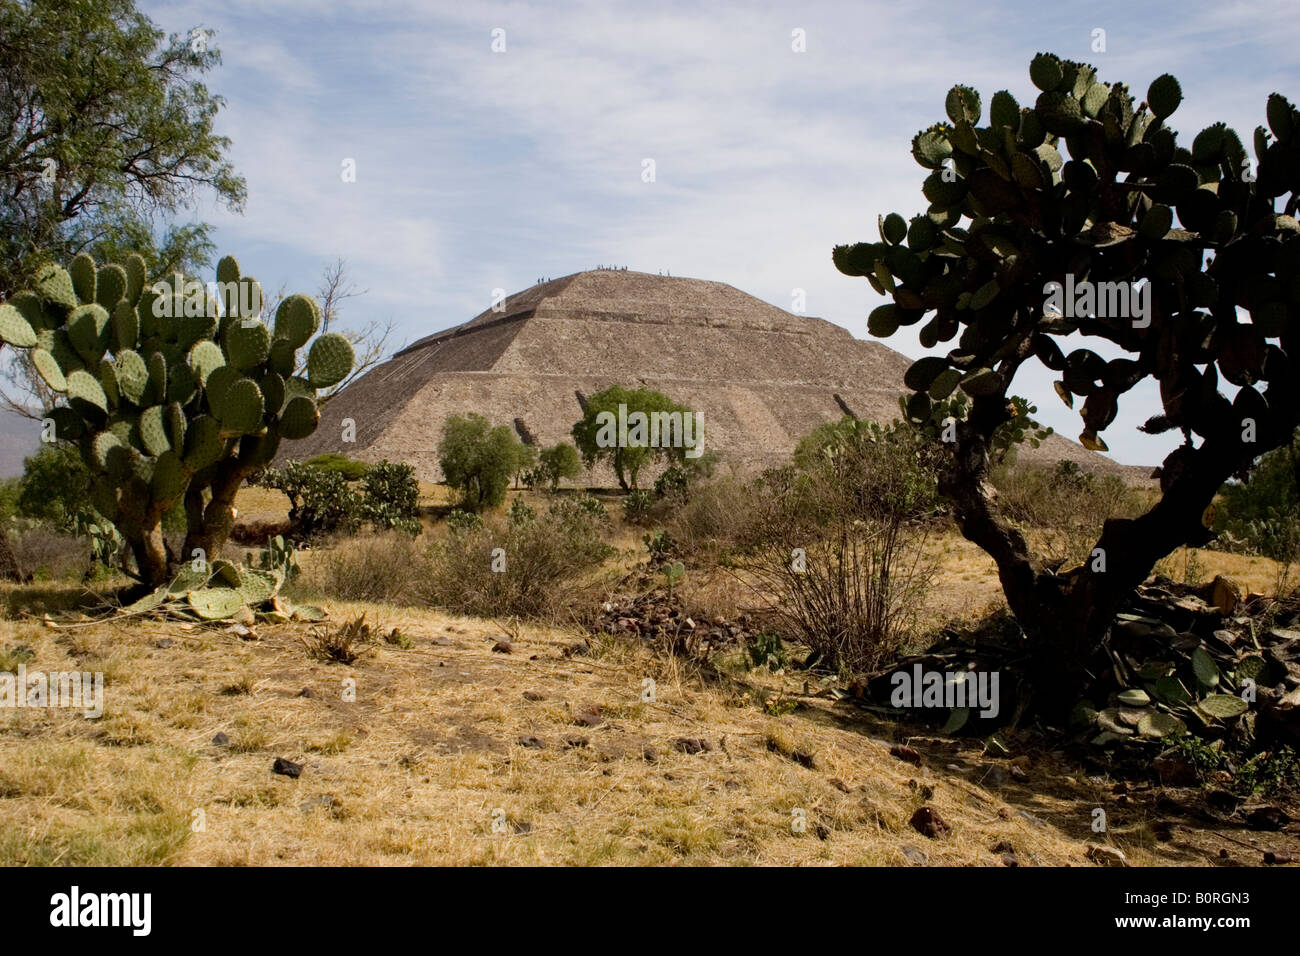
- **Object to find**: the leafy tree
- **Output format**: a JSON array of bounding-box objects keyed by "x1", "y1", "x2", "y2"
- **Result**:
[
  {"x1": 361, "y1": 459, "x2": 421, "y2": 534},
  {"x1": 571, "y1": 385, "x2": 698, "y2": 490},
  {"x1": 513, "y1": 442, "x2": 538, "y2": 489},
  {"x1": 537, "y1": 441, "x2": 581, "y2": 490},
  {"x1": 438, "y1": 413, "x2": 525, "y2": 511},
  {"x1": 16, "y1": 442, "x2": 90, "y2": 531},
  {"x1": 1214, "y1": 428, "x2": 1299, "y2": 559},
  {"x1": 835, "y1": 53, "x2": 1300, "y2": 698},
  {"x1": 0, "y1": 0, "x2": 245, "y2": 299}
]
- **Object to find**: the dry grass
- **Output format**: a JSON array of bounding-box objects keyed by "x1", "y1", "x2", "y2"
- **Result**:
[{"x1": 1, "y1": 583, "x2": 1283, "y2": 867}]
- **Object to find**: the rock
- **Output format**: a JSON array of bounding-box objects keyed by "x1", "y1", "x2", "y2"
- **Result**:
[
  {"x1": 1153, "y1": 752, "x2": 1199, "y2": 786},
  {"x1": 1017, "y1": 809, "x2": 1048, "y2": 828},
  {"x1": 563, "y1": 641, "x2": 590, "y2": 657},
  {"x1": 522, "y1": 691, "x2": 544, "y2": 702},
  {"x1": 1245, "y1": 806, "x2": 1290, "y2": 831},
  {"x1": 642, "y1": 745, "x2": 658, "y2": 762},
  {"x1": 564, "y1": 735, "x2": 589, "y2": 749},
  {"x1": 1263, "y1": 851, "x2": 1294, "y2": 865},
  {"x1": 1009, "y1": 765, "x2": 1029, "y2": 783},
  {"x1": 1001, "y1": 853, "x2": 1019, "y2": 867},
  {"x1": 1210, "y1": 575, "x2": 1242, "y2": 614},
  {"x1": 491, "y1": 640, "x2": 512, "y2": 654},
  {"x1": 889, "y1": 744, "x2": 922, "y2": 766},
  {"x1": 673, "y1": 737, "x2": 712, "y2": 754},
  {"x1": 211, "y1": 732, "x2": 229, "y2": 746},
  {"x1": 1086, "y1": 844, "x2": 1129, "y2": 867},
  {"x1": 909, "y1": 806, "x2": 951, "y2": 838},
  {"x1": 828, "y1": 777, "x2": 851, "y2": 793},
  {"x1": 297, "y1": 687, "x2": 316, "y2": 699},
  {"x1": 153, "y1": 638, "x2": 174, "y2": 649},
  {"x1": 432, "y1": 636, "x2": 452, "y2": 646},
  {"x1": 900, "y1": 845, "x2": 929, "y2": 865},
  {"x1": 574, "y1": 707, "x2": 604, "y2": 728},
  {"x1": 516, "y1": 735, "x2": 545, "y2": 749},
  {"x1": 272, "y1": 757, "x2": 303, "y2": 778}
]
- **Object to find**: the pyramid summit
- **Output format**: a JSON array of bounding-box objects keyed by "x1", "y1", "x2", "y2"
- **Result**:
[{"x1": 288, "y1": 268, "x2": 1129, "y2": 481}]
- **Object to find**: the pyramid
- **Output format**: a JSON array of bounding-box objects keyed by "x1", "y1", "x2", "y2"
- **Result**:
[{"x1": 286, "y1": 269, "x2": 1133, "y2": 482}]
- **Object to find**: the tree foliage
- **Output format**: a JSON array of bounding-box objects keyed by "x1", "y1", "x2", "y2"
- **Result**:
[
  {"x1": 438, "y1": 413, "x2": 526, "y2": 511},
  {"x1": 571, "y1": 385, "x2": 697, "y2": 490}
]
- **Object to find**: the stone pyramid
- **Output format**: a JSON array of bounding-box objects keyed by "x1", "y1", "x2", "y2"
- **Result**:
[{"x1": 286, "y1": 269, "x2": 1130, "y2": 482}]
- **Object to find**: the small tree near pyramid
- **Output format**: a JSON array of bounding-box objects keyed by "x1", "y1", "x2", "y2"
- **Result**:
[
  {"x1": 0, "y1": 252, "x2": 354, "y2": 588},
  {"x1": 835, "y1": 53, "x2": 1300, "y2": 701}
]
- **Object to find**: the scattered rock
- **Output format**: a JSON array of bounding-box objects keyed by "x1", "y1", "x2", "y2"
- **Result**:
[
  {"x1": 900, "y1": 845, "x2": 929, "y2": 865},
  {"x1": 1001, "y1": 853, "x2": 1019, "y2": 867},
  {"x1": 642, "y1": 745, "x2": 658, "y2": 762},
  {"x1": 1153, "y1": 752, "x2": 1199, "y2": 786},
  {"x1": 562, "y1": 641, "x2": 590, "y2": 657},
  {"x1": 516, "y1": 735, "x2": 545, "y2": 749},
  {"x1": 297, "y1": 687, "x2": 316, "y2": 699},
  {"x1": 491, "y1": 640, "x2": 512, "y2": 654},
  {"x1": 1086, "y1": 844, "x2": 1129, "y2": 867},
  {"x1": 272, "y1": 757, "x2": 303, "y2": 778},
  {"x1": 1263, "y1": 851, "x2": 1294, "y2": 865},
  {"x1": 890, "y1": 744, "x2": 921, "y2": 766},
  {"x1": 211, "y1": 732, "x2": 229, "y2": 746},
  {"x1": 522, "y1": 691, "x2": 544, "y2": 702},
  {"x1": 1009, "y1": 765, "x2": 1029, "y2": 783},
  {"x1": 432, "y1": 636, "x2": 452, "y2": 646},
  {"x1": 574, "y1": 707, "x2": 604, "y2": 728},
  {"x1": 152, "y1": 638, "x2": 174, "y2": 649},
  {"x1": 564, "y1": 735, "x2": 589, "y2": 749},
  {"x1": 1017, "y1": 809, "x2": 1048, "y2": 828},
  {"x1": 673, "y1": 737, "x2": 712, "y2": 755},
  {"x1": 909, "y1": 806, "x2": 951, "y2": 839},
  {"x1": 828, "y1": 777, "x2": 851, "y2": 793}
]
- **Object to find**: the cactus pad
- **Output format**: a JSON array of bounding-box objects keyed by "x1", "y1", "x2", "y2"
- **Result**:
[
  {"x1": 35, "y1": 264, "x2": 78, "y2": 311},
  {"x1": 215, "y1": 377, "x2": 264, "y2": 434},
  {"x1": 306, "y1": 332, "x2": 354, "y2": 389},
  {"x1": 279, "y1": 395, "x2": 320, "y2": 440},
  {"x1": 189, "y1": 340, "x2": 226, "y2": 385},
  {"x1": 66, "y1": 368, "x2": 109, "y2": 418},
  {"x1": 114, "y1": 350, "x2": 149, "y2": 405},
  {"x1": 274, "y1": 294, "x2": 319, "y2": 348},
  {"x1": 183, "y1": 415, "x2": 223, "y2": 470},
  {"x1": 226, "y1": 318, "x2": 272, "y2": 369},
  {"x1": 151, "y1": 450, "x2": 189, "y2": 503},
  {"x1": 0, "y1": 303, "x2": 38, "y2": 348},
  {"x1": 95, "y1": 264, "x2": 127, "y2": 310},
  {"x1": 139, "y1": 405, "x2": 172, "y2": 456},
  {"x1": 31, "y1": 348, "x2": 67, "y2": 392},
  {"x1": 68, "y1": 304, "x2": 111, "y2": 363},
  {"x1": 69, "y1": 254, "x2": 97, "y2": 304}
]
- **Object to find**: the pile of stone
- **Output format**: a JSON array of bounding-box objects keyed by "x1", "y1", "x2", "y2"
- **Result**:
[{"x1": 592, "y1": 593, "x2": 755, "y2": 659}]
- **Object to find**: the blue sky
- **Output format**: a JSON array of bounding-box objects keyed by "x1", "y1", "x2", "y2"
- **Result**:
[{"x1": 141, "y1": 0, "x2": 1300, "y2": 466}]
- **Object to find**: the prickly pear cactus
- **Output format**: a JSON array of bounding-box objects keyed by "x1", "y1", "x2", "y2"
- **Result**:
[{"x1": 0, "y1": 253, "x2": 356, "y2": 586}]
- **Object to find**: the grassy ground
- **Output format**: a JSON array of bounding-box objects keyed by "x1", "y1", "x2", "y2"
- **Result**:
[{"x1": 1, "y1": 483, "x2": 1293, "y2": 866}]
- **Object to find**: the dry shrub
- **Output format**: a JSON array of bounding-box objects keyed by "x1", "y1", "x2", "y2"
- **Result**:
[
  {"x1": 662, "y1": 475, "x2": 762, "y2": 559},
  {"x1": 294, "y1": 532, "x2": 428, "y2": 605},
  {"x1": 739, "y1": 423, "x2": 942, "y2": 674},
  {"x1": 421, "y1": 496, "x2": 613, "y2": 619},
  {"x1": 994, "y1": 460, "x2": 1146, "y2": 566},
  {"x1": 8, "y1": 526, "x2": 94, "y2": 581}
]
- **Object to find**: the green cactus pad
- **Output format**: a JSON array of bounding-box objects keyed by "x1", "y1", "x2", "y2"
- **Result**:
[
  {"x1": 66, "y1": 369, "x2": 109, "y2": 418},
  {"x1": 1147, "y1": 73, "x2": 1182, "y2": 119},
  {"x1": 31, "y1": 348, "x2": 67, "y2": 392},
  {"x1": 90, "y1": 430, "x2": 125, "y2": 471},
  {"x1": 112, "y1": 300, "x2": 139, "y2": 352},
  {"x1": 35, "y1": 264, "x2": 78, "y2": 311},
  {"x1": 44, "y1": 406, "x2": 84, "y2": 441},
  {"x1": 90, "y1": 479, "x2": 118, "y2": 520},
  {"x1": 1198, "y1": 693, "x2": 1248, "y2": 719},
  {"x1": 1029, "y1": 52, "x2": 1064, "y2": 92},
  {"x1": 146, "y1": 351, "x2": 168, "y2": 405},
  {"x1": 139, "y1": 405, "x2": 172, "y2": 456},
  {"x1": 204, "y1": 364, "x2": 240, "y2": 412},
  {"x1": 98, "y1": 358, "x2": 120, "y2": 408},
  {"x1": 216, "y1": 255, "x2": 240, "y2": 287},
  {"x1": 183, "y1": 415, "x2": 223, "y2": 470},
  {"x1": 274, "y1": 294, "x2": 319, "y2": 348},
  {"x1": 95, "y1": 264, "x2": 128, "y2": 310},
  {"x1": 178, "y1": 310, "x2": 218, "y2": 351},
  {"x1": 226, "y1": 318, "x2": 272, "y2": 369},
  {"x1": 187, "y1": 587, "x2": 246, "y2": 620},
  {"x1": 114, "y1": 350, "x2": 149, "y2": 405},
  {"x1": 151, "y1": 450, "x2": 189, "y2": 503},
  {"x1": 7, "y1": 292, "x2": 50, "y2": 332},
  {"x1": 42, "y1": 328, "x2": 84, "y2": 374},
  {"x1": 259, "y1": 371, "x2": 285, "y2": 414},
  {"x1": 166, "y1": 402, "x2": 187, "y2": 450},
  {"x1": 239, "y1": 430, "x2": 281, "y2": 468},
  {"x1": 123, "y1": 254, "x2": 147, "y2": 305},
  {"x1": 278, "y1": 395, "x2": 320, "y2": 440},
  {"x1": 306, "y1": 332, "x2": 354, "y2": 389},
  {"x1": 189, "y1": 340, "x2": 226, "y2": 386},
  {"x1": 215, "y1": 377, "x2": 265, "y2": 434},
  {"x1": 989, "y1": 90, "x2": 1019, "y2": 129},
  {"x1": 107, "y1": 410, "x2": 138, "y2": 447},
  {"x1": 1035, "y1": 91, "x2": 1085, "y2": 135},
  {"x1": 0, "y1": 303, "x2": 38, "y2": 347},
  {"x1": 69, "y1": 254, "x2": 97, "y2": 304},
  {"x1": 268, "y1": 337, "x2": 297, "y2": 376},
  {"x1": 224, "y1": 276, "x2": 264, "y2": 321},
  {"x1": 68, "y1": 304, "x2": 111, "y2": 363},
  {"x1": 236, "y1": 567, "x2": 278, "y2": 605},
  {"x1": 166, "y1": 359, "x2": 197, "y2": 405},
  {"x1": 960, "y1": 367, "x2": 1002, "y2": 397}
]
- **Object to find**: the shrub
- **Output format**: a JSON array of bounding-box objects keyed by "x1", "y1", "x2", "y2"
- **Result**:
[
  {"x1": 293, "y1": 532, "x2": 428, "y2": 605},
  {"x1": 438, "y1": 413, "x2": 527, "y2": 511},
  {"x1": 16, "y1": 444, "x2": 91, "y2": 533},
  {"x1": 624, "y1": 489, "x2": 654, "y2": 525},
  {"x1": 361, "y1": 460, "x2": 421, "y2": 534},
  {"x1": 422, "y1": 497, "x2": 613, "y2": 618},
  {"x1": 305, "y1": 453, "x2": 370, "y2": 481},
  {"x1": 571, "y1": 385, "x2": 700, "y2": 490},
  {"x1": 259, "y1": 460, "x2": 361, "y2": 539},
  {"x1": 741, "y1": 419, "x2": 942, "y2": 674}
]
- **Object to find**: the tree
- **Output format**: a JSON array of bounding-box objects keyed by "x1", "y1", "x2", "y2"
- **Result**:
[
  {"x1": 571, "y1": 385, "x2": 698, "y2": 490},
  {"x1": 0, "y1": 251, "x2": 355, "y2": 587},
  {"x1": 834, "y1": 53, "x2": 1300, "y2": 699},
  {"x1": 0, "y1": 0, "x2": 245, "y2": 299},
  {"x1": 1214, "y1": 427, "x2": 1300, "y2": 559},
  {"x1": 16, "y1": 442, "x2": 91, "y2": 531},
  {"x1": 438, "y1": 413, "x2": 525, "y2": 511},
  {"x1": 537, "y1": 442, "x2": 581, "y2": 490}
]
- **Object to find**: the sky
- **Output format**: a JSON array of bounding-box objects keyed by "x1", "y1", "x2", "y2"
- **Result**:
[{"x1": 139, "y1": 0, "x2": 1300, "y2": 466}]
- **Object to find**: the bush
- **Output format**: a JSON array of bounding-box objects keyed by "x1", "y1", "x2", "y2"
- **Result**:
[
  {"x1": 537, "y1": 442, "x2": 582, "y2": 490},
  {"x1": 361, "y1": 460, "x2": 421, "y2": 534},
  {"x1": 422, "y1": 497, "x2": 613, "y2": 618},
  {"x1": 994, "y1": 460, "x2": 1146, "y2": 566},
  {"x1": 1213, "y1": 431, "x2": 1300, "y2": 562},
  {"x1": 9, "y1": 524, "x2": 96, "y2": 581},
  {"x1": 304, "y1": 453, "x2": 370, "y2": 481},
  {"x1": 741, "y1": 419, "x2": 943, "y2": 674},
  {"x1": 438, "y1": 413, "x2": 527, "y2": 511},
  {"x1": 259, "y1": 460, "x2": 361, "y2": 539},
  {"x1": 293, "y1": 532, "x2": 429, "y2": 605},
  {"x1": 16, "y1": 444, "x2": 91, "y2": 533},
  {"x1": 624, "y1": 489, "x2": 654, "y2": 525}
]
